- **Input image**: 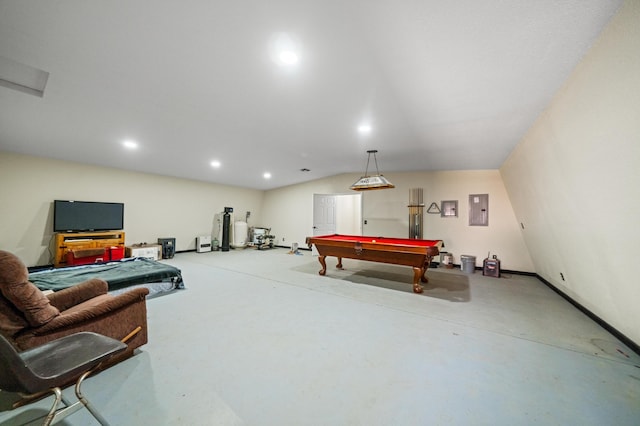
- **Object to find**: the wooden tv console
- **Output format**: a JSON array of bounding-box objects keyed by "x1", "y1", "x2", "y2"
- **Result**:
[{"x1": 54, "y1": 231, "x2": 125, "y2": 268}]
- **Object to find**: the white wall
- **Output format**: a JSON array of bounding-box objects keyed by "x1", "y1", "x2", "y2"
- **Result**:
[
  {"x1": 500, "y1": 0, "x2": 640, "y2": 344},
  {"x1": 0, "y1": 152, "x2": 264, "y2": 266},
  {"x1": 260, "y1": 174, "x2": 356, "y2": 249},
  {"x1": 262, "y1": 170, "x2": 534, "y2": 272},
  {"x1": 335, "y1": 194, "x2": 362, "y2": 235}
]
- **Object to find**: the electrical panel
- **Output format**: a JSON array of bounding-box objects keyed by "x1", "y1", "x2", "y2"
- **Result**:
[{"x1": 469, "y1": 194, "x2": 489, "y2": 226}]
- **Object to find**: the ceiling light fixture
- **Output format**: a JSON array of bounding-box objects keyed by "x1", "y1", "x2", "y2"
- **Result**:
[
  {"x1": 269, "y1": 32, "x2": 301, "y2": 68},
  {"x1": 263, "y1": 172, "x2": 272, "y2": 179},
  {"x1": 279, "y1": 51, "x2": 299, "y2": 65},
  {"x1": 357, "y1": 124, "x2": 372, "y2": 135},
  {"x1": 122, "y1": 140, "x2": 138, "y2": 150},
  {"x1": 210, "y1": 160, "x2": 221, "y2": 168},
  {"x1": 350, "y1": 150, "x2": 395, "y2": 191}
]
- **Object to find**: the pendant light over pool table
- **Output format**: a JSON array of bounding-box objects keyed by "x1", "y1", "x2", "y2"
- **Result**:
[{"x1": 350, "y1": 150, "x2": 395, "y2": 191}]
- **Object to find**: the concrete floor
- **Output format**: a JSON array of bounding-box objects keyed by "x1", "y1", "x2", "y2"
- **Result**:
[{"x1": 1, "y1": 248, "x2": 639, "y2": 425}]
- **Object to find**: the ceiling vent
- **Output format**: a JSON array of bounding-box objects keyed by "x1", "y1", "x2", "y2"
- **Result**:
[{"x1": 0, "y1": 56, "x2": 49, "y2": 97}]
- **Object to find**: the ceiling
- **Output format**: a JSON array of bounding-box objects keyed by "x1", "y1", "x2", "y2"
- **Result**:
[{"x1": 0, "y1": 1, "x2": 622, "y2": 190}]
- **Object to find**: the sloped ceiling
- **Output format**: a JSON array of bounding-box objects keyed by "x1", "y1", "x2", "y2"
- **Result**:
[{"x1": 0, "y1": 0, "x2": 622, "y2": 190}]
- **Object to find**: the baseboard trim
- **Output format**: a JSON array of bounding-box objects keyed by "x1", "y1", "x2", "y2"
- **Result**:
[
  {"x1": 499, "y1": 268, "x2": 537, "y2": 277},
  {"x1": 275, "y1": 245, "x2": 311, "y2": 251},
  {"x1": 431, "y1": 263, "x2": 537, "y2": 277},
  {"x1": 536, "y1": 274, "x2": 640, "y2": 357}
]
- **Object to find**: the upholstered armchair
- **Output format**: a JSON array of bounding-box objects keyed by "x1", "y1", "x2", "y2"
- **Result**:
[{"x1": 0, "y1": 250, "x2": 148, "y2": 360}]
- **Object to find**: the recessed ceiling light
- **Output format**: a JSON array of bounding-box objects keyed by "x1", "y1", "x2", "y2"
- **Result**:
[
  {"x1": 269, "y1": 33, "x2": 301, "y2": 68},
  {"x1": 357, "y1": 124, "x2": 372, "y2": 135},
  {"x1": 263, "y1": 172, "x2": 272, "y2": 179},
  {"x1": 122, "y1": 140, "x2": 138, "y2": 150},
  {"x1": 279, "y1": 51, "x2": 299, "y2": 65},
  {"x1": 210, "y1": 160, "x2": 221, "y2": 168}
]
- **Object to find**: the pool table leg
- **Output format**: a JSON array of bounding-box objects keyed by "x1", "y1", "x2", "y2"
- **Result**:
[
  {"x1": 318, "y1": 256, "x2": 327, "y2": 275},
  {"x1": 420, "y1": 256, "x2": 435, "y2": 283},
  {"x1": 420, "y1": 262, "x2": 430, "y2": 283},
  {"x1": 336, "y1": 257, "x2": 343, "y2": 269},
  {"x1": 412, "y1": 267, "x2": 424, "y2": 293}
]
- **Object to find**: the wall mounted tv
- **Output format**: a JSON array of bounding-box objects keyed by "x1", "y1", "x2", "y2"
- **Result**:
[{"x1": 53, "y1": 200, "x2": 124, "y2": 232}]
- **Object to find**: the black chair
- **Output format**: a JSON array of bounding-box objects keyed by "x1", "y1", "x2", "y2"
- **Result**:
[{"x1": 0, "y1": 332, "x2": 127, "y2": 425}]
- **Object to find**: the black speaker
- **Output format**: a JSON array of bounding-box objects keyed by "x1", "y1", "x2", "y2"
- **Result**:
[
  {"x1": 221, "y1": 213, "x2": 231, "y2": 252},
  {"x1": 157, "y1": 238, "x2": 176, "y2": 259}
]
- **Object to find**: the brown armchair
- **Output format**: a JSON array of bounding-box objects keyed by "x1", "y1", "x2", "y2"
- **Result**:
[{"x1": 0, "y1": 250, "x2": 148, "y2": 360}]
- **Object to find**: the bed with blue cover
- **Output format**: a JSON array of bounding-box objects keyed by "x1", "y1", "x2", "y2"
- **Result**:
[{"x1": 29, "y1": 257, "x2": 185, "y2": 297}]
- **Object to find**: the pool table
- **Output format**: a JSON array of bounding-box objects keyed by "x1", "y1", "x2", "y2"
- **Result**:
[{"x1": 306, "y1": 234, "x2": 443, "y2": 294}]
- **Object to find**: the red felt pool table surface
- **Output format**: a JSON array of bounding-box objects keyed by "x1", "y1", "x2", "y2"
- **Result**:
[
  {"x1": 306, "y1": 234, "x2": 443, "y2": 294},
  {"x1": 310, "y1": 234, "x2": 442, "y2": 247}
]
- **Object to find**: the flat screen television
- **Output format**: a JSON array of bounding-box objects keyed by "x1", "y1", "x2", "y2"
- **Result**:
[{"x1": 53, "y1": 200, "x2": 124, "y2": 232}]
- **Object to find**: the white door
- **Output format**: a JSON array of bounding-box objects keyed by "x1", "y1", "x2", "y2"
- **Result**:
[
  {"x1": 313, "y1": 194, "x2": 337, "y2": 237},
  {"x1": 312, "y1": 194, "x2": 363, "y2": 255}
]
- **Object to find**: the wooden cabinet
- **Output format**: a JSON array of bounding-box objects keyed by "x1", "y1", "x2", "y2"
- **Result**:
[{"x1": 54, "y1": 231, "x2": 125, "y2": 267}]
